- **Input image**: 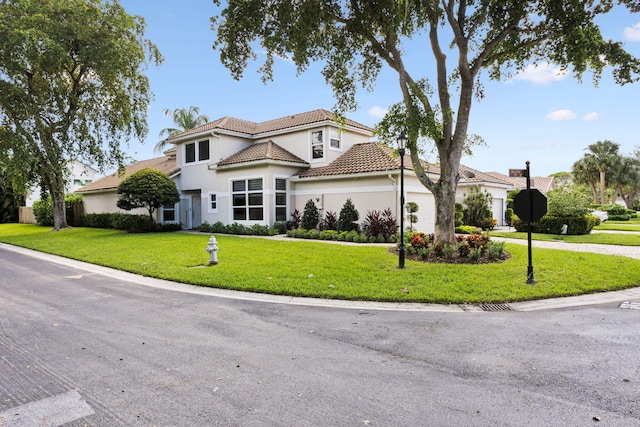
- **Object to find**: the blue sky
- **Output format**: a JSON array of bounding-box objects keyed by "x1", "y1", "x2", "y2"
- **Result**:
[{"x1": 119, "y1": 0, "x2": 640, "y2": 178}]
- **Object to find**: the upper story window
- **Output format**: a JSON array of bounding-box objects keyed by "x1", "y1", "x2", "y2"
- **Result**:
[
  {"x1": 311, "y1": 130, "x2": 324, "y2": 160},
  {"x1": 329, "y1": 130, "x2": 341, "y2": 151},
  {"x1": 185, "y1": 140, "x2": 210, "y2": 164}
]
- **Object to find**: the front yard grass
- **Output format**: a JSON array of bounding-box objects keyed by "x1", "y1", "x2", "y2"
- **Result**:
[
  {"x1": 490, "y1": 230, "x2": 640, "y2": 246},
  {"x1": 1, "y1": 224, "x2": 639, "y2": 304}
]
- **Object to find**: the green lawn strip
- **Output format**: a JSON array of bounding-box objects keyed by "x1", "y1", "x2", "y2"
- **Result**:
[
  {"x1": 594, "y1": 224, "x2": 640, "y2": 232},
  {"x1": 490, "y1": 230, "x2": 640, "y2": 246},
  {"x1": 1, "y1": 224, "x2": 639, "y2": 304}
]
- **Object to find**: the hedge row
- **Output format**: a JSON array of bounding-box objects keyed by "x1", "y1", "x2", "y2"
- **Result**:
[
  {"x1": 196, "y1": 221, "x2": 278, "y2": 236},
  {"x1": 512, "y1": 214, "x2": 598, "y2": 235},
  {"x1": 79, "y1": 213, "x2": 182, "y2": 233}
]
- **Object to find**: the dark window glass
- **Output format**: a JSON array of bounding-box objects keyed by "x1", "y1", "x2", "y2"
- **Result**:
[
  {"x1": 233, "y1": 194, "x2": 246, "y2": 207},
  {"x1": 185, "y1": 143, "x2": 196, "y2": 163},
  {"x1": 249, "y1": 208, "x2": 263, "y2": 220},
  {"x1": 232, "y1": 180, "x2": 246, "y2": 192},
  {"x1": 276, "y1": 207, "x2": 286, "y2": 222},
  {"x1": 275, "y1": 178, "x2": 286, "y2": 191},
  {"x1": 198, "y1": 140, "x2": 210, "y2": 161},
  {"x1": 248, "y1": 178, "x2": 263, "y2": 191},
  {"x1": 233, "y1": 208, "x2": 246, "y2": 221},
  {"x1": 248, "y1": 193, "x2": 262, "y2": 206}
]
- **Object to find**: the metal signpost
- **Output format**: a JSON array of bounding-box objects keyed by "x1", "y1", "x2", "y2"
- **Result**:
[{"x1": 510, "y1": 161, "x2": 547, "y2": 284}]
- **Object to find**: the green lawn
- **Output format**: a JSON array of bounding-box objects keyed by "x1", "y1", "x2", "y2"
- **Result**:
[
  {"x1": 1, "y1": 224, "x2": 639, "y2": 304},
  {"x1": 594, "y1": 223, "x2": 640, "y2": 232},
  {"x1": 490, "y1": 230, "x2": 640, "y2": 246}
]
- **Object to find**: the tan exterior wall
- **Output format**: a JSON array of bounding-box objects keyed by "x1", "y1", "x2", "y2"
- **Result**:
[
  {"x1": 18, "y1": 207, "x2": 36, "y2": 224},
  {"x1": 82, "y1": 191, "x2": 154, "y2": 218}
]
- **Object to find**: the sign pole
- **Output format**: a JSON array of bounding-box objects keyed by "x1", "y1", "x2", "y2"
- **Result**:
[{"x1": 525, "y1": 161, "x2": 535, "y2": 284}]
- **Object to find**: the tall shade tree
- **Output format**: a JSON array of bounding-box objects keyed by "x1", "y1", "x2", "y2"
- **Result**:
[
  {"x1": 155, "y1": 106, "x2": 210, "y2": 152},
  {"x1": 0, "y1": 0, "x2": 162, "y2": 230},
  {"x1": 212, "y1": 0, "x2": 640, "y2": 245}
]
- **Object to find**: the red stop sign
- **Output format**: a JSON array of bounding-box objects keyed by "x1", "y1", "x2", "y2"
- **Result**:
[{"x1": 513, "y1": 189, "x2": 547, "y2": 222}]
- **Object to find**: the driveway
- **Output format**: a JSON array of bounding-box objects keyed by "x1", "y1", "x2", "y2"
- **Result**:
[{"x1": 1, "y1": 245, "x2": 640, "y2": 426}]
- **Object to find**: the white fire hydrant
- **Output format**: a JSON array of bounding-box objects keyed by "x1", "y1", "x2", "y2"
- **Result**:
[{"x1": 205, "y1": 235, "x2": 219, "y2": 265}]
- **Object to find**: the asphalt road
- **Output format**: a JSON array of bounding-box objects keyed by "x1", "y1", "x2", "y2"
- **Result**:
[{"x1": 1, "y1": 246, "x2": 639, "y2": 426}]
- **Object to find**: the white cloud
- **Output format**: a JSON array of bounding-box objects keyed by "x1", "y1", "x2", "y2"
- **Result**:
[
  {"x1": 624, "y1": 23, "x2": 640, "y2": 41},
  {"x1": 583, "y1": 112, "x2": 600, "y2": 122},
  {"x1": 513, "y1": 62, "x2": 568, "y2": 84},
  {"x1": 546, "y1": 109, "x2": 576, "y2": 121},
  {"x1": 367, "y1": 106, "x2": 388, "y2": 119}
]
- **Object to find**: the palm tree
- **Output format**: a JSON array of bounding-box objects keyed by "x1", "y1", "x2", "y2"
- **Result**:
[
  {"x1": 155, "y1": 106, "x2": 210, "y2": 152},
  {"x1": 572, "y1": 156, "x2": 600, "y2": 203},
  {"x1": 584, "y1": 140, "x2": 620, "y2": 204}
]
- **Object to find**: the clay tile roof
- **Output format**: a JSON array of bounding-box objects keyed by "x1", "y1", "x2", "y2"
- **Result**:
[
  {"x1": 485, "y1": 172, "x2": 555, "y2": 191},
  {"x1": 76, "y1": 155, "x2": 179, "y2": 193},
  {"x1": 166, "y1": 109, "x2": 372, "y2": 141},
  {"x1": 459, "y1": 166, "x2": 513, "y2": 186},
  {"x1": 217, "y1": 140, "x2": 309, "y2": 167},
  {"x1": 297, "y1": 142, "x2": 415, "y2": 178}
]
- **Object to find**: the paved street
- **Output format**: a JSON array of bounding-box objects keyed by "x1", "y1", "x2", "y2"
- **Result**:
[{"x1": 1, "y1": 245, "x2": 639, "y2": 426}]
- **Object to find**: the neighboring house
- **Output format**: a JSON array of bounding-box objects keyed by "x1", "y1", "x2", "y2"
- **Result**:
[
  {"x1": 78, "y1": 109, "x2": 513, "y2": 232},
  {"x1": 486, "y1": 172, "x2": 556, "y2": 194},
  {"x1": 76, "y1": 151, "x2": 179, "y2": 222},
  {"x1": 24, "y1": 159, "x2": 98, "y2": 206}
]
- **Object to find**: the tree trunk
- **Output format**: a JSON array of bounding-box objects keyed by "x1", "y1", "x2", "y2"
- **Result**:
[
  {"x1": 599, "y1": 170, "x2": 606, "y2": 204},
  {"x1": 49, "y1": 172, "x2": 68, "y2": 231},
  {"x1": 432, "y1": 180, "x2": 457, "y2": 245}
]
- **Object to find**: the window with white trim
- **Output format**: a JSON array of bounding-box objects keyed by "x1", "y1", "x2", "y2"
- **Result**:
[
  {"x1": 232, "y1": 178, "x2": 263, "y2": 221},
  {"x1": 162, "y1": 203, "x2": 176, "y2": 222},
  {"x1": 311, "y1": 130, "x2": 324, "y2": 160},
  {"x1": 275, "y1": 178, "x2": 287, "y2": 222},
  {"x1": 208, "y1": 193, "x2": 218, "y2": 213},
  {"x1": 185, "y1": 140, "x2": 210, "y2": 164},
  {"x1": 329, "y1": 130, "x2": 341, "y2": 150}
]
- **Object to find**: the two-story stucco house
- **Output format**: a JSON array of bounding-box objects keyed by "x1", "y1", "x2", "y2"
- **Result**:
[{"x1": 78, "y1": 109, "x2": 513, "y2": 232}]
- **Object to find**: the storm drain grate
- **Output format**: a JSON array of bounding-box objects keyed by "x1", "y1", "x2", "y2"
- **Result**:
[
  {"x1": 478, "y1": 303, "x2": 512, "y2": 312},
  {"x1": 619, "y1": 301, "x2": 640, "y2": 310}
]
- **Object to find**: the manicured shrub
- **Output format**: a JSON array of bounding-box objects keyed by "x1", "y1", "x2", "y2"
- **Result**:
[
  {"x1": 33, "y1": 196, "x2": 53, "y2": 226},
  {"x1": 463, "y1": 185, "x2": 493, "y2": 228},
  {"x1": 337, "y1": 198, "x2": 360, "y2": 232},
  {"x1": 405, "y1": 202, "x2": 419, "y2": 232},
  {"x1": 301, "y1": 199, "x2": 319, "y2": 230},
  {"x1": 116, "y1": 168, "x2": 180, "y2": 223},
  {"x1": 290, "y1": 209, "x2": 302, "y2": 229},
  {"x1": 321, "y1": 210, "x2": 338, "y2": 230}
]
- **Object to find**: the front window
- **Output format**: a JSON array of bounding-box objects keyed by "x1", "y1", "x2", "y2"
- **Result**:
[
  {"x1": 162, "y1": 203, "x2": 176, "y2": 222},
  {"x1": 311, "y1": 130, "x2": 324, "y2": 160},
  {"x1": 275, "y1": 178, "x2": 287, "y2": 222},
  {"x1": 232, "y1": 178, "x2": 263, "y2": 221}
]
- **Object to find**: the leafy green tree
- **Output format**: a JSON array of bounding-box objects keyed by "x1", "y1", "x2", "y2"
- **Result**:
[
  {"x1": 117, "y1": 168, "x2": 179, "y2": 223},
  {"x1": 212, "y1": 0, "x2": 639, "y2": 245},
  {"x1": 337, "y1": 198, "x2": 359, "y2": 232},
  {"x1": 0, "y1": 0, "x2": 162, "y2": 231},
  {"x1": 611, "y1": 152, "x2": 640, "y2": 209},
  {"x1": 0, "y1": 163, "x2": 24, "y2": 223},
  {"x1": 155, "y1": 106, "x2": 210, "y2": 152},
  {"x1": 546, "y1": 188, "x2": 591, "y2": 217},
  {"x1": 301, "y1": 199, "x2": 319, "y2": 230},
  {"x1": 462, "y1": 185, "x2": 493, "y2": 227}
]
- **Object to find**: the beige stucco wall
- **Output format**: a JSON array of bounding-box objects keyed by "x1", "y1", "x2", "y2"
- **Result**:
[{"x1": 81, "y1": 191, "x2": 157, "y2": 220}]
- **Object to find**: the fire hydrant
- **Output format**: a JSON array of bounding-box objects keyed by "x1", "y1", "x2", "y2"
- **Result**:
[{"x1": 205, "y1": 235, "x2": 218, "y2": 265}]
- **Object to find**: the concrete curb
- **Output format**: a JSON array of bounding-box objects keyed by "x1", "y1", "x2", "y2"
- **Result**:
[{"x1": 2, "y1": 242, "x2": 639, "y2": 312}]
